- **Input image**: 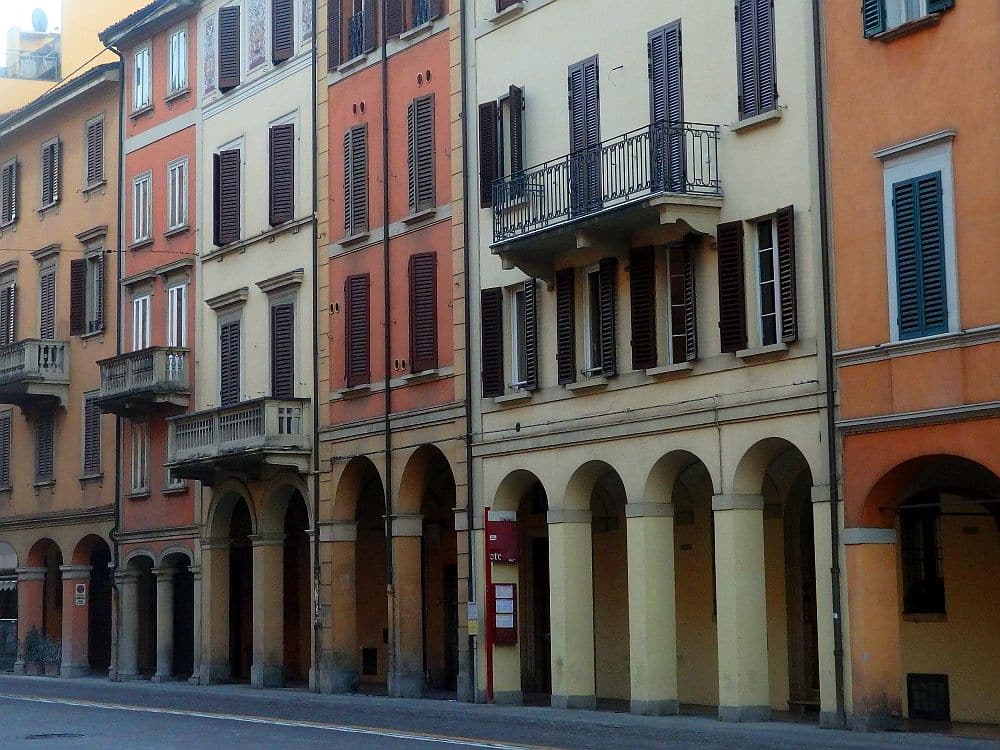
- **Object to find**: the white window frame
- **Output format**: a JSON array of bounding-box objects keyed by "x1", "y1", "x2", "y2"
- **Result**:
[
  {"x1": 880, "y1": 136, "x2": 959, "y2": 343},
  {"x1": 167, "y1": 26, "x2": 188, "y2": 94},
  {"x1": 132, "y1": 293, "x2": 151, "y2": 351},
  {"x1": 85, "y1": 252, "x2": 103, "y2": 333},
  {"x1": 665, "y1": 248, "x2": 689, "y2": 365},
  {"x1": 509, "y1": 285, "x2": 527, "y2": 390},
  {"x1": 167, "y1": 283, "x2": 187, "y2": 347},
  {"x1": 885, "y1": 0, "x2": 928, "y2": 30},
  {"x1": 754, "y1": 217, "x2": 781, "y2": 347},
  {"x1": 133, "y1": 44, "x2": 152, "y2": 111},
  {"x1": 165, "y1": 466, "x2": 186, "y2": 491},
  {"x1": 583, "y1": 265, "x2": 602, "y2": 376},
  {"x1": 130, "y1": 420, "x2": 149, "y2": 493},
  {"x1": 132, "y1": 171, "x2": 152, "y2": 243},
  {"x1": 167, "y1": 157, "x2": 188, "y2": 231}
]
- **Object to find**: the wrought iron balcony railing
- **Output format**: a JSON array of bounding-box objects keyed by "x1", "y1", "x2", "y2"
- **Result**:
[
  {"x1": 348, "y1": 11, "x2": 365, "y2": 59},
  {"x1": 0, "y1": 339, "x2": 69, "y2": 408},
  {"x1": 97, "y1": 347, "x2": 190, "y2": 415},
  {"x1": 492, "y1": 120, "x2": 721, "y2": 244},
  {"x1": 0, "y1": 48, "x2": 60, "y2": 81}
]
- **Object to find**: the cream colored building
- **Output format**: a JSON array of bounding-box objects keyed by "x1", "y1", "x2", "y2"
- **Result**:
[{"x1": 464, "y1": 0, "x2": 841, "y2": 723}]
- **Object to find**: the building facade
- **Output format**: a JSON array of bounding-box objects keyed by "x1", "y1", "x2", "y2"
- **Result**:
[
  {"x1": 0, "y1": 63, "x2": 121, "y2": 678},
  {"x1": 823, "y1": 0, "x2": 1000, "y2": 728}
]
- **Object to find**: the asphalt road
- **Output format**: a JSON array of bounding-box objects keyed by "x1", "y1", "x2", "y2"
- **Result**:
[{"x1": 0, "y1": 675, "x2": 996, "y2": 749}]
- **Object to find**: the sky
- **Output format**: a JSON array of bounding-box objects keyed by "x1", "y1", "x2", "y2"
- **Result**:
[{"x1": 0, "y1": 0, "x2": 62, "y2": 53}]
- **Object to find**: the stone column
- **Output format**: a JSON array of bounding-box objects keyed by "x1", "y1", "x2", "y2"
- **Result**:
[
  {"x1": 13, "y1": 567, "x2": 46, "y2": 674},
  {"x1": 390, "y1": 514, "x2": 424, "y2": 698},
  {"x1": 713, "y1": 494, "x2": 770, "y2": 722},
  {"x1": 626, "y1": 502, "x2": 678, "y2": 715},
  {"x1": 547, "y1": 509, "x2": 596, "y2": 710},
  {"x1": 116, "y1": 570, "x2": 140, "y2": 681},
  {"x1": 188, "y1": 565, "x2": 202, "y2": 685},
  {"x1": 152, "y1": 567, "x2": 176, "y2": 682},
  {"x1": 200, "y1": 539, "x2": 230, "y2": 684},
  {"x1": 844, "y1": 527, "x2": 902, "y2": 731},
  {"x1": 810, "y1": 485, "x2": 845, "y2": 728},
  {"x1": 59, "y1": 564, "x2": 93, "y2": 677},
  {"x1": 250, "y1": 533, "x2": 285, "y2": 689},
  {"x1": 325, "y1": 521, "x2": 358, "y2": 693}
]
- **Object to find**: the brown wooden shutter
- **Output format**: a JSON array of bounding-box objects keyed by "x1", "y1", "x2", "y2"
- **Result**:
[
  {"x1": 69, "y1": 259, "x2": 86, "y2": 336},
  {"x1": 327, "y1": 0, "x2": 342, "y2": 69},
  {"x1": 426, "y1": 0, "x2": 441, "y2": 21},
  {"x1": 272, "y1": 0, "x2": 294, "y2": 63},
  {"x1": 508, "y1": 84, "x2": 524, "y2": 176},
  {"x1": 214, "y1": 149, "x2": 241, "y2": 245},
  {"x1": 598, "y1": 257, "x2": 617, "y2": 377},
  {"x1": 480, "y1": 287, "x2": 504, "y2": 398},
  {"x1": 385, "y1": 0, "x2": 404, "y2": 36},
  {"x1": 556, "y1": 267, "x2": 576, "y2": 385},
  {"x1": 0, "y1": 161, "x2": 16, "y2": 225},
  {"x1": 41, "y1": 143, "x2": 54, "y2": 206},
  {"x1": 83, "y1": 396, "x2": 101, "y2": 475},
  {"x1": 775, "y1": 204, "x2": 798, "y2": 343},
  {"x1": 478, "y1": 101, "x2": 498, "y2": 208},
  {"x1": 522, "y1": 278, "x2": 539, "y2": 391},
  {"x1": 629, "y1": 247, "x2": 656, "y2": 371},
  {"x1": 86, "y1": 118, "x2": 103, "y2": 185},
  {"x1": 39, "y1": 269, "x2": 55, "y2": 339},
  {"x1": 0, "y1": 410, "x2": 11, "y2": 488},
  {"x1": 270, "y1": 303, "x2": 295, "y2": 398},
  {"x1": 345, "y1": 274, "x2": 370, "y2": 387},
  {"x1": 52, "y1": 140, "x2": 61, "y2": 203},
  {"x1": 219, "y1": 319, "x2": 241, "y2": 406},
  {"x1": 269, "y1": 124, "x2": 295, "y2": 226},
  {"x1": 407, "y1": 95, "x2": 435, "y2": 213},
  {"x1": 0, "y1": 283, "x2": 15, "y2": 346},
  {"x1": 344, "y1": 125, "x2": 368, "y2": 236},
  {"x1": 408, "y1": 252, "x2": 438, "y2": 373},
  {"x1": 218, "y1": 6, "x2": 241, "y2": 92},
  {"x1": 681, "y1": 234, "x2": 699, "y2": 361},
  {"x1": 35, "y1": 411, "x2": 53, "y2": 482},
  {"x1": 363, "y1": 0, "x2": 377, "y2": 53},
  {"x1": 568, "y1": 56, "x2": 601, "y2": 215},
  {"x1": 717, "y1": 220, "x2": 747, "y2": 353},
  {"x1": 94, "y1": 254, "x2": 105, "y2": 332}
]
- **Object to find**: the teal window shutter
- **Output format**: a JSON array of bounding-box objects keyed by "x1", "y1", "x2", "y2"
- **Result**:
[
  {"x1": 862, "y1": 0, "x2": 886, "y2": 37},
  {"x1": 892, "y1": 171, "x2": 947, "y2": 339},
  {"x1": 927, "y1": 0, "x2": 955, "y2": 14}
]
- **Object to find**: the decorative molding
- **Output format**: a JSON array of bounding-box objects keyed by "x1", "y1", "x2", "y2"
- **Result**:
[
  {"x1": 835, "y1": 324, "x2": 1000, "y2": 366},
  {"x1": 546, "y1": 509, "x2": 592, "y2": 525},
  {"x1": 842, "y1": 527, "x2": 897, "y2": 545},
  {"x1": 874, "y1": 128, "x2": 956, "y2": 161},
  {"x1": 200, "y1": 215, "x2": 313, "y2": 263},
  {"x1": 625, "y1": 502, "x2": 674, "y2": 519},
  {"x1": 712, "y1": 494, "x2": 764, "y2": 512},
  {"x1": 730, "y1": 108, "x2": 783, "y2": 134},
  {"x1": 204, "y1": 286, "x2": 249, "y2": 311},
  {"x1": 0, "y1": 260, "x2": 19, "y2": 276},
  {"x1": 837, "y1": 401, "x2": 1000, "y2": 434},
  {"x1": 256, "y1": 268, "x2": 304, "y2": 295},
  {"x1": 31, "y1": 243, "x2": 60, "y2": 262}
]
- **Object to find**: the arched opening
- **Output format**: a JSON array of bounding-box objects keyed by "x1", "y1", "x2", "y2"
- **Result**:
[
  {"x1": 282, "y1": 491, "x2": 311, "y2": 685},
  {"x1": 353, "y1": 461, "x2": 388, "y2": 693},
  {"x1": 27, "y1": 539, "x2": 63, "y2": 645},
  {"x1": 73, "y1": 535, "x2": 112, "y2": 675},
  {"x1": 127, "y1": 555, "x2": 156, "y2": 678},
  {"x1": 160, "y1": 551, "x2": 195, "y2": 680},
  {"x1": 228, "y1": 499, "x2": 253, "y2": 681},
  {"x1": 0, "y1": 542, "x2": 18, "y2": 670}
]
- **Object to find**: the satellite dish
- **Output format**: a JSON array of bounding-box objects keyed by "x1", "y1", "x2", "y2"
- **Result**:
[{"x1": 32, "y1": 8, "x2": 48, "y2": 33}]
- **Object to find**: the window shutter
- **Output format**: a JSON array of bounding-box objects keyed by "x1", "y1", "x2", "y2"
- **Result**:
[
  {"x1": 478, "y1": 101, "x2": 498, "y2": 208},
  {"x1": 385, "y1": 0, "x2": 404, "y2": 36},
  {"x1": 409, "y1": 252, "x2": 438, "y2": 373},
  {"x1": 0, "y1": 283, "x2": 14, "y2": 346},
  {"x1": 648, "y1": 22, "x2": 684, "y2": 191},
  {"x1": 556, "y1": 267, "x2": 576, "y2": 385},
  {"x1": 1, "y1": 161, "x2": 16, "y2": 224},
  {"x1": 926, "y1": 0, "x2": 954, "y2": 13},
  {"x1": 682, "y1": 234, "x2": 699, "y2": 361},
  {"x1": 568, "y1": 57, "x2": 601, "y2": 215},
  {"x1": 41, "y1": 143, "x2": 53, "y2": 206},
  {"x1": 862, "y1": 0, "x2": 886, "y2": 37},
  {"x1": 344, "y1": 125, "x2": 368, "y2": 236},
  {"x1": 363, "y1": 0, "x2": 377, "y2": 53},
  {"x1": 345, "y1": 274, "x2": 370, "y2": 387},
  {"x1": 215, "y1": 149, "x2": 241, "y2": 245},
  {"x1": 328, "y1": 0, "x2": 342, "y2": 69},
  {"x1": 480, "y1": 287, "x2": 504, "y2": 398},
  {"x1": 508, "y1": 85, "x2": 524, "y2": 176},
  {"x1": 94, "y1": 254, "x2": 105, "y2": 332},
  {"x1": 408, "y1": 95, "x2": 435, "y2": 213},
  {"x1": 270, "y1": 303, "x2": 295, "y2": 398},
  {"x1": 269, "y1": 124, "x2": 295, "y2": 226},
  {"x1": 219, "y1": 319, "x2": 241, "y2": 406},
  {"x1": 0, "y1": 411, "x2": 10, "y2": 488},
  {"x1": 86, "y1": 119, "x2": 103, "y2": 185},
  {"x1": 212, "y1": 153, "x2": 221, "y2": 246},
  {"x1": 717, "y1": 220, "x2": 747, "y2": 353},
  {"x1": 39, "y1": 269, "x2": 55, "y2": 340},
  {"x1": 755, "y1": 0, "x2": 776, "y2": 114},
  {"x1": 522, "y1": 278, "x2": 539, "y2": 391},
  {"x1": 893, "y1": 173, "x2": 947, "y2": 339},
  {"x1": 51, "y1": 140, "x2": 61, "y2": 204},
  {"x1": 218, "y1": 6, "x2": 241, "y2": 92},
  {"x1": 426, "y1": 0, "x2": 441, "y2": 21},
  {"x1": 736, "y1": 0, "x2": 776, "y2": 118},
  {"x1": 272, "y1": 0, "x2": 294, "y2": 63},
  {"x1": 69, "y1": 259, "x2": 86, "y2": 336},
  {"x1": 774, "y1": 205, "x2": 798, "y2": 343},
  {"x1": 629, "y1": 247, "x2": 657, "y2": 371},
  {"x1": 598, "y1": 257, "x2": 617, "y2": 377},
  {"x1": 83, "y1": 397, "x2": 101, "y2": 475},
  {"x1": 36, "y1": 411, "x2": 53, "y2": 482}
]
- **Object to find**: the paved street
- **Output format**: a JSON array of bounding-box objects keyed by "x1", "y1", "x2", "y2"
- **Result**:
[{"x1": 0, "y1": 675, "x2": 996, "y2": 749}]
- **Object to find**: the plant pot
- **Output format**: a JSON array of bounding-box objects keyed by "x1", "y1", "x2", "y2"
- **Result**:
[
  {"x1": 44, "y1": 662, "x2": 59, "y2": 677},
  {"x1": 25, "y1": 661, "x2": 43, "y2": 676}
]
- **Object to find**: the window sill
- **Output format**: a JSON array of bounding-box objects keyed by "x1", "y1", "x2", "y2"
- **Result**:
[
  {"x1": 494, "y1": 390, "x2": 532, "y2": 405},
  {"x1": 37, "y1": 202, "x2": 60, "y2": 217},
  {"x1": 163, "y1": 484, "x2": 188, "y2": 496},
  {"x1": 401, "y1": 207, "x2": 437, "y2": 226},
  {"x1": 0, "y1": 220, "x2": 16, "y2": 231},
  {"x1": 399, "y1": 20, "x2": 434, "y2": 42},
  {"x1": 80, "y1": 327, "x2": 106, "y2": 341},
  {"x1": 332, "y1": 383, "x2": 371, "y2": 400},
  {"x1": 128, "y1": 238, "x2": 155, "y2": 251},
  {"x1": 488, "y1": 2, "x2": 524, "y2": 24},
  {"x1": 730, "y1": 108, "x2": 782, "y2": 134},
  {"x1": 126, "y1": 489, "x2": 151, "y2": 500},
  {"x1": 565, "y1": 376, "x2": 607, "y2": 394},
  {"x1": 736, "y1": 342, "x2": 789, "y2": 362},
  {"x1": 872, "y1": 13, "x2": 942, "y2": 42},
  {"x1": 339, "y1": 231, "x2": 370, "y2": 249},
  {"x1": 164, "y1": 87, "x2": 190, "y2": 105},
  {"x1": 337, "y1": 53, "x2": 369, "y2": 74},
  {"x1": 77, "y1": 473, "x2": 103, "y2": 485},
  {"x1": 646, "y1": 361, "x2": 694, "y2": 380},
  {"x1": 163, "y1": 224, "x2": 190, "y2": 239},
  {"x1": 82, "y1": 180, "x2": 107, "y2": 196},
  {"x1": 902, "y1": 612, "x2": 947, "y2": 623},
  {"x1": 402, "y1": 368, "x2": 440, "y2": 384},
  {"x1": 33, "y1": 480, "x2": 55, "y2": 489},
  {"x1": 130, "y1": 104, "x2": 155, "y2": 121}
]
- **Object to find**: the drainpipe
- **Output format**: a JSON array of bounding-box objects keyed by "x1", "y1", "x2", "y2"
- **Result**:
[
  {"x1": 309, "y1": 0, "x2": 321, "y2": 691},
  {"x1": 811, "y1": 0, "x2": 846, "y2": 726}
]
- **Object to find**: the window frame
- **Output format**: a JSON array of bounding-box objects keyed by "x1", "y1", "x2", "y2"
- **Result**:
[
  {"x1": 167, "y1": 283, "x2": 188, "y2": 348},
  {"x1": 509, "y1": 285, "x2": 528, "y2": 390},
  {"x1": 132, "y1": 171, "x2": 153, "y2": 244},
  {"x1": 84, "y1": 251, "x2": 104, "y2": 334},
  {"x1": 38, "y1": 262, "x2": 56, "y2": 340},
  {"x1": 83, "y1": 114, "x2": 105, "y2": 187},
  {"x1": 129, "y1": 420, "x2": 149, "y2": 494},
  {"x1": 664, "y1": 247, "x2": 693, "y2": 365},
  {"x1": 754, "y1": 217, "x2": 781, "y2": 347},
  {"x1": 133, "y1": 43, "x2": 152, "y2": 111},
  {"x1": 132, "y1": 293, "x2": 151, "y2": 352},
  {"x1": 166, "y1": 157, "x2": 188, "y2": 231},
  {"x1": 583, "y1": 264, "x2": 603, "y2": 376},
  {"x1": 167, "y1": 25, "x2": 189, "y2": 95},
  {"x1": 886, "y1": 0, "x2": 928, "y2": 30},
  {"x1": 218, "y1": 310, "x2": 243, "y2": 406},
  {"x1": 214, "y1": 137, "x2": 245, "y2": 245},
  {"x1": 39, "y1": 137, "x2": 60, "y2": 209}
]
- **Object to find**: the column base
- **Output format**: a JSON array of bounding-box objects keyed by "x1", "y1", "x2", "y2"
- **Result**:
[
  {"x1": 390, "y1": 672, "x2": 424, "y2": 698},
  {"x1": 12, "y1": 659, "x2": 25, "y2": 675},
  {"x1": 203, "y1": 662, "x2": 231, "y2": 684},
  {"x1": 551, "y1": 694, "x2": 597, "y2": 710},
  {"x1": 251, "y1": 663, "x2": 284, "y2": 689},
  {"x1": 117, "y1": 672, "x2": 142, "y2": 682},
  {"x1": 849, "y1": 710, "x2": 902, "y2": 732},
  {"x1": 631, "y1": 698, "x2": 679, "y2": 716},
  {"x1": 819, "y1": 710, "x2": 847, "y2": 729},
  {"x1": 718, "y1": 705, "x2": 771, "y2": 723},
  {"x1": 456, "y1": 670, "x2": 474, "y2": 703},
  {"x1": 493, "y1": 690, "x2": 523, "y2": 706},
  {"x1": 151, "y1": 673, "x2": 175, "y2": 683},
  {"x1": 59, "y1": 665, "x2": 91, "y2": 678},
  {"x1": 321, "y1": 668, "x2": 359, "y2": 694}
]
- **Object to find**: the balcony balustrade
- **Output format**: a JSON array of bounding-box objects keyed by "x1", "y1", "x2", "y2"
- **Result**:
[
  {"x1": 96, "y1": 347, "x2": 190, "y2": 416},
  {"x1": 0, "y1": 339, "x2": 69, "y2": 408}
]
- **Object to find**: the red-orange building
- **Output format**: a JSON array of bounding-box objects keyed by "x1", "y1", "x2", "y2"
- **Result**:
[{"x1": 824, "y1": 0, "x2": 999, "y2": 728}]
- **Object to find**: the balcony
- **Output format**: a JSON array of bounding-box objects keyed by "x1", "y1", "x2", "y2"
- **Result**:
[
  {"x1": 491, "y1": 120, "x2": 723, "y2": 278},
  {"x1": 166, "y1": 398, "x2": 311, "y2": 483},
  {"x1": 0, "y1": 47, "x2": 60, "y2": 82},
  {"x1": 96, "y1": 347, "x2": 191, "y2": 416},
  {"x1": 0, "y1": 340, "x2": 69, "y2": 408}
]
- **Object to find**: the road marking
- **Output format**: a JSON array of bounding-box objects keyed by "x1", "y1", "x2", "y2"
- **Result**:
[{"x1": 0, "y1": 693, "x2": 553, "y2": 749}]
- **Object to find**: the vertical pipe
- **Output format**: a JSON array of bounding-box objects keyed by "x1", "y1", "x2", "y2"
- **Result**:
[{"x1": 309, "y1": 0, "x2": 321, "y2": 691}]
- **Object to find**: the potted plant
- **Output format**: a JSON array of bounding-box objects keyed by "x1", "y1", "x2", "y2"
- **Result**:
[
  {"x1": 23, "y1": 627, "x2": 45, "y2": 676},
  {"x1": 42, "y1": 638, "x2": 61, "y2": 677}
]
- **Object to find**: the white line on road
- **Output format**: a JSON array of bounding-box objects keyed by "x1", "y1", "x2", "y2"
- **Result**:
[{"x1": 0, "y1": 693, "x2": 548, "y2": 750}]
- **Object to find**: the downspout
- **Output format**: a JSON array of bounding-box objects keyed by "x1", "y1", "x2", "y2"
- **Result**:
[
  {"x1": 309, "y1": 0, "x2": 321, "y2": 691},
  {"x1": 811, "y1": 0, "x2": 846, "y2": 726}
]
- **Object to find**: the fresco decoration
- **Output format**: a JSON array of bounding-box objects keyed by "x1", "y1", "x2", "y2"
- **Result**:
[
  {"x1": 302, "y1": 0, "x2": 313, "y2": 39},
  {"x1": 248, "y1": 0, "x2": 267, "y2": 70},
  {"x1": 203, "y1": 15, "x2": 217, "y2": 94}
]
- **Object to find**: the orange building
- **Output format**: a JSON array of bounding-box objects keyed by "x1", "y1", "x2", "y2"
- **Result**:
[{"x1": 823, "y1": 0, "x2": 1000, "y2": 729}]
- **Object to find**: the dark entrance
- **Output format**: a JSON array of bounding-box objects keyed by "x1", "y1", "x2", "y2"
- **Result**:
[{"x1": 229, "y1": 501, "x2": 253, "y2": 681}]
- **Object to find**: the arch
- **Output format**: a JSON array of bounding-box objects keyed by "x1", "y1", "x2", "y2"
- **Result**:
[
  {"x1": 71, "y1": 534, "x2": 110, "y2": 566},
  {"x1": 123, "y1": 548, "x2": 157, "y2": 569},
  {"x1": 492, "y1": 469, "x2": 548, "y2": 513},
  {"x1": 396, "y1": 443, "x2": 457, "y2": 516},
  {"x1": 27, "y1": 538, "x2": 62, "y2": 567},
  {"x1": 0, "y1": 541, "x2": 17, "y2": 571},
  {"x1": 206, "y1": 478, "x2": 257, "y2": 540},
  {"x1": 643, "y1": 450, "x2": 717, "y2": 504},
  {"x1": 334, "y1": 455, "x2": 385, "y2": 522},
  {"x1": 158, "y1": 547, "x2": 194, "y2": 568},
  {"x1": 563, "y1": 460, "x2": 622, "y2": 512},
  {"x1": 731, "y1": 437, "x2": 815, "y2": 496},
  {"x1": 259, "y1": 473, "x2": 313, "y2": 535}
]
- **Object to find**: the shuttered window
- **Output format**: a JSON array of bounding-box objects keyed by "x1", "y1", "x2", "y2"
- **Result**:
[
  {"x1": 668, "y1": 238, "x2": 698, "y2": 363},
  {"x1": 132, "y1": 294, "x2": 151, "y2": 351},
  {"x1": 213, "y1": 148, "x2": 241, "y2": 246},
  {"x1": 480, "y1": 287, "x2": 504, "y2": 398},
  {"x1": 82, "y1": 394, "x2": 101, "y2": 476},
  {"x1": 132, "y1": 172, "x2": 152, "y2": 243},
  {"x1": 629, "y1": 247, "x2": 657, "y2": 371},
  {"x1": 0, "y1": 282, "x2": 16, "y2": 346},
  {"x1": 717, "y1": 220, "x2": 748, "y2": 353},
  {"x1": 133, "y1": 46, "x2": 151, "y2": 110},
  {"x1": 35, "y1": 411, "x2": 54, "y2": 483},
  {"x1": 272, "y1": 0, "x2": 294, "y2": 63},
  {"x1": 345, "y1": 274, "x2": 371, "y2": 387},
  {"x1": 39, "y1": 267, "x2": 56, "y2": 340},
  {"x1": 270, "y1": 302, "x2": 295, "y2": 398},
  {"x1": 344, "y1": 125, "x2": 369, "y2": 236},
  {"x1": 218, "y1": 6, "x2": 241, "y2": 92},
  {"x1": 598, "y1": 258, "x2": 617, "y2": 376},
  {"x1": 0, "y1": 410, "x2": 10, "y2": 489},
  {"x1": 478, "y1": 101, "x2": 498, "y2": 208},
  {"x1": 893, "y1": 172, "x2": 948, "y2": 339},
  {"x1": 408, "y1": 252, "x2": 438, "y2": 373},
  {"x1": 70, "y1": 259, "x2": 87, "y2": 336},
  {"x1": 386, "y1": 0, "x2": 440, "y2": 35},
  {"x1": 386, "y1": 0, "x2": 404, "y2": 37},
  {"x1": 219, "y1": 318, "x2": 241, "y2": 406},
  {"x1": 130, "y1": 420, "x2": 149, "y2": 492},
  {"x1": 327, "y1": 0, "x2": 342, "y2": 69},
  {"x1": 88, "y1": 253, "x2": 105, "y2": 335},
  {"x1": 555, "y1": 267, "x2": 576, "y2": 385},
  {"x1": 168, "y1": 27, "x2": 188, "y2": 93},
  {"x1": 735, "y1": 0, "x2": 777, "y2": 120},
  {"x1": 40, "y1": 139, "x2": 60, "y2": 208},
  {"x1": 568, "y1": 56, "x2": 601, "y2": 216},
  {"x1": 269, "y1": 123, "x2": 295, "y2": 226},
  {"x1": 85, "y1": 117, "x2": 104, "y2": 186},
  {"x1": 865, "y1": 0, "x2": 954, "y2": 37},
  {"x1": 167, "y1": 158, "x2": 188, "y2": 230},
  {"x1": 775, "y1": 205, "x2": 798, "y2": 343},
  {"x1": 648, "y1": 22, "x2": 685, "y2": 192},
  {"x1": 0, "y1": 159, "x2": 16, "y2": 226},
  {"x1": 512, "y1": 278, "x2": 538, "y2": 391},
  {"x1": 407, "y1": 95, "x2": 435, "y2": 214}
]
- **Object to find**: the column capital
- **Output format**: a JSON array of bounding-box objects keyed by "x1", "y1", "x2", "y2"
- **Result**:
[
  {"x1": 59, "y1": 564, "x2": 93, "y2": 580},
  {"x1": 249, "y1": 533, "x2": 286, "y2": 547},
  {"x1": 115, "y1": 570, "x2": 140, "y2": 585},
  {"x1": 390, "y1": 514, "x2": 423, "y2": 537},
  {"x1": 318, "y1": 520, "x2": 357, "y2": 542},
  {"x1": 625, "y1": 502, "x2": 674, "y2": 519},
  {"x1": 546, "y1": 509, "x2": 592, "y2": 525},
  {"x1": 712, "y1": 494, "x2": 764, "y2": 512},
  {"x1": 200, "y1": 537, "x2": 229, "y2": 551},
  {"x1": 151, "y1": 567, "x2": 178, "y2": 580},
  {"x1": 842, "y1": 527, "x2": 897, "y2": 546},
  {"x1": 15, "y1": 567, "x2": 47, "y2": 582}
]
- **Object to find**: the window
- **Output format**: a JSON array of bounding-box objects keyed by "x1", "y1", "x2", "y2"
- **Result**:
[
  {"x1": 167, "y1": 158, "x2": 188, "y2": 230},
  {"x1": 864, "y1": 0, "x2": 955, "y2": 36},
  {"x1": 38, "y1": 266, "x2": 56, "y2": 339},
  {"x1": 132, "y1": 172, "x2": 152, "y2": 243},
  {"x1": 347, "y1": 0, "x2": 375, "y2": 59},
  {"x1": 168, "y1": 27, "x2": 188, "y2": 94},
  {"x1": 130, "y1": 420, "x2": 149, "y2": 493},
  {"x1": 0, "y1": 159, "x2": 16, "y2": 226},
  {"x1": 270, "y1": 302, "x2": 295, "y2": 398},
  {"x1": 408, "y1": 252, "x2": 437, "y2": 373},
  {"x1": 0, "y1": 279, "x2": 16, "y2": 346},
  {"x1": 407, "y1": 95, "x2": 435, "y2": 214},
  {"x1": 755, "y1": 218, "x2": 780, "y2": 346},
  {"x1": 666, "y1": 243, "x2": 698, "y2": 364},
  {"x1": 480, "y1": 287, "x2": 504, "y2": 398},
  {"x1": 213, "y1": 148, "x2": 241, "y2": 246},
  {"x1": 70, "y1": 254, "x2": 105, "y2": 335},
  {"x1": 344, "y1": 274, "x2": 370, "y2": 387},
  {"x1": 555, "y1": 267, "x2": 576, "y2": 385},
  {"x1": 82, "y1": 394, "x2": 101, "y2": 477},
  {"x1": 272, "y1": 0, "x2": 294, "y2": 63},
  {"x1": 385, "y1": 0, "x2": 441, "y2": 36},
  {"x1": 134, "y1": 45, "x2": 152, "y2": 110},
  {"x1": 167, "y1": 284, "x2": 187, "y2": 347},
  {"x1": 218, "y1": 6, "x2": 241, "y2": 92},
  {"x1": 269, "y1": 123, "x2": 295, "y2": 226},
  {"x1": 716, "y1": 221, "x2": 748, "y2": 353},
  {"x1": 508, "y1": 279, "x2": 539, "y2": 392},
  {"x1": 478, "y1": 85, "x2": 524, "y2": 208},
  {"x1": 165, "y1": 467, "x2": 186, "y2": 491},
  {"x1": 219, "y1": 317, "x2": 241, "y2": 406},
  {"x1": 735, "y1": 0, "x2": 777, "y2": 120},
  {"x1": 585, "y1": 266, "x2": 602, "y2": 375},
  {"x1": 900, "y1": 502, "x2": 945, "y2": 614},
  {"x1": 35, "y1": 411, "x2": 54, "y2": 483},
  {"x1": 85, "y1": 116, "x2": 104, "y2": 186},
  {"x1": 132, "y1": 294, "x2": 151, "y2": 351},
  {"x1": 40, "y1": 139, "x2": 60, "y2": 208},
  {"x1": 580, "y1": 259, "x2": 617, "y2": 378},
  {"x1": 568, "y1": 56, "x2": 601, "y2": 216},
  {"x1": 0, "y1": 410, "x2": 11, "y2": 490},
  {"x1": 344, "y1": 124, "x2": 368, "y2": 236}
]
